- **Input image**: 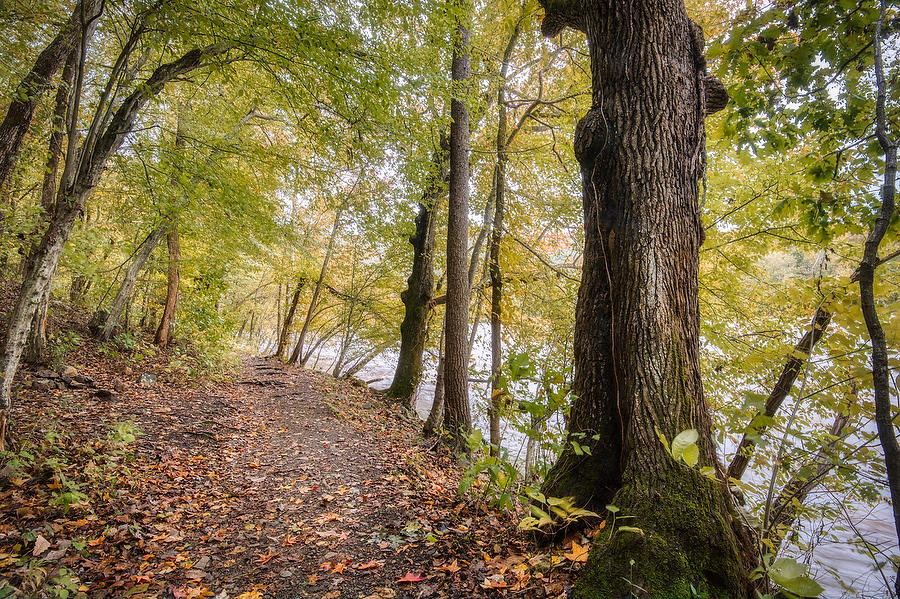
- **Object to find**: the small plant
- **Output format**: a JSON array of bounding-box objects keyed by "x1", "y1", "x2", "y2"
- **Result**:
[
  {"x1": 518, "y1": 491, "x2": 599, "y2": 531},
  {"x1": 48, "y1": 331, "x2": 82, "y2": 369},
  {"x1": 750, "y1": 554, "x2": 824, "y2": 598},
  {"x1": 108, "y1": 420, "x2": 140, "y2": 445},
  {"x1": 458, "y1": 430, "x2": 519, "y2": 510}
]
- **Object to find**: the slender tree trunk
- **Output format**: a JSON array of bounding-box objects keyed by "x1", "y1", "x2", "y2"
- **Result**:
[
  {"x1": 290, "y1": 205, "x2": 343, "y2": 365},
  {"x1": 387, "y1": 142, "x2": 447, "y2": 402},
  {"x1": 275, "y1": 283, "x2": 283, "y2": 350},
  {"x1": 0, "y1": 42, "x2": 231, "y2": 423},
  {"x1": 487, "y1": 20, "x2": 521, "y2": 455},
  {"x1": 767, "y1": 399, "x2": 853, "y2": 552},
  {"x1": 95, "y1": 224, "x2": 167, "y2": 341},
  {"x1": 276, "y1": 279, "x2": 306, "y2": 358},
  {"x1": 443, "y1": 5, "x2": 473, "y2": 451},
  {"x1": 22, "y1": 50, "x2": 78, "y2": 366},
  {"x1": 424, "y1": 318, "x2": 447, "y2": 436},
  {"x1": 728, "y1": 308, "x2": 831, "y2": 480},
  {"x1": 155, "y1": 226, "x2": 180, "y2": 346},
  {"x1": 343, "y1": 340, "x2": 393, "y2": 378},
  {"x1": 858, "y1": 6, "x2": 900, "y2": 595},
  {"x1": 536, "y1": 2, "x2": 746, "y2": 596},
  {"x1": 0, "y1": 0, "x2": 101, "y2": 191}
]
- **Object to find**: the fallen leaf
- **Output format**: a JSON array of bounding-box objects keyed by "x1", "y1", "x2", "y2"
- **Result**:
[
  {"x1": 32, "y1": 535, "x2": 51, "y2": 556},
  {"x1": 356, "y1": 560, "x2": 382, "y2": 570},
  {"x1": 396, "y1": 572, "x2": 425, "y2": 583},
  {"x1": 481, "y1": 574, "x2": 511, "y2": 589},
  {"x1": 564, "y1": 540, "x2": 589, "y2": 563},
  {"x1": 435, "y1": 559, "x2": 461, "y2": 573},
  {"x1": 253, "y1": 550, "x2": 278, "y2": 564},
  {"x1": 234, "y1": 592, "x2": 263, "y2": 599}
]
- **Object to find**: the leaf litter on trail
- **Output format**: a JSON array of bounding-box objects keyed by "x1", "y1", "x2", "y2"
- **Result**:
[{"x1": 3, "y1": 353, "x2": 583, "y2": 598}]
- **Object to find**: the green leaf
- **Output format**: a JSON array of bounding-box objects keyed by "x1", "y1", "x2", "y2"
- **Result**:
[
  {"x1": 769, "y1": 558, "x2": 824, "y2": 597},
  {"x1": 655, "y1": 425, "x2": 671, "y2": 455},
  {"x1": 682, "y1": 443, "x2": 699, "y2": 467},
  {"x1": 671, "y1": 429, "x2": 699, "y2": 465}
]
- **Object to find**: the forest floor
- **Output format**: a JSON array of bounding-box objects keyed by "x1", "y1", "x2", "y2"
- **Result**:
[{"x1": 0, "y1": 303, "x2": 587, "y2": 598}]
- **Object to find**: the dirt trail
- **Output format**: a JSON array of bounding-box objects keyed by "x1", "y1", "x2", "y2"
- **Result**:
[{"x1": 3, "y1": 354, "x2": 574, "y2": 599}]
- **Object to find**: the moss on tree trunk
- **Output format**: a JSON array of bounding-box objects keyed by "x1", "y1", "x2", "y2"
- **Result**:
[{"x1": 575, "y1": 466, "x2": 746, "y2": 598}]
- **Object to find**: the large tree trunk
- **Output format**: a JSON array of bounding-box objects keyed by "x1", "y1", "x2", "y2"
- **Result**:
[
  {"x1": 0, "y1": 42, "x2": 232, "y2": 420},
  {"x1": 443, "y1": 5, "x2": 473, "y2": 451},
  {"x1": 386, "y1": 143, "x2": 446, "y2": 401},
  {"x1": 95, "y1": 224, "x2": 167, "y2": 341},
  {"x1": 859, "y1": 8, "x2": 900, "y2": 596},
  {"x1": 536, "y1": 2, "x2": 747, "y2": 596},
  {"x1": 155, "y1": 226, "x2": 181, "y2": 346},
  {"x1": 728, "y1": 308, "x2": 831, "y2": 481},
  {"x1": 0, "y1": 0, "x2": 101, "y2": 191},
  {"x1": 289, "y1": 205, "x2": 343, "y2": 365}
]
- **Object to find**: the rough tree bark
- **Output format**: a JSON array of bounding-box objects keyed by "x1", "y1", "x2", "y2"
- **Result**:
[
  {"x1": 386, "y1": 141, "x2": 447, "y2": 402},
  {"x1": 0, "y1": 42, "x2": 232, "y2": 427},
  {"x1": 155, "y1": 226, "x2": 181, "y2": 347},
  {"x1": 94, "y1": 224, "x2": 167, "y2": 341},
  {"x1": 858, "y1": 4, "x2": 900, "y2": 595},
  {"x1": 0, "y1": 0, "x2": 101, "y2": 191},
  {"x1": 443, "y1": 2, "x2": 473, "y2": 451},
  {"x1": 536, "y1": 1, "x2": 747, "y2": 596},
  {"x1": 728, "y1": 308, "x2": 831, "y2": 481}
]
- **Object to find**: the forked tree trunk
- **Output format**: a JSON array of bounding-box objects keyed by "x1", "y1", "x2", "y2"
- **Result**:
[
  {"x1": 443, "y1": 5, "x2": 473, "y2": 451},
  {"x1": 0, "y1": 42, "x2": 231, "y2": 419},
  {"x1": 0, "y1": 0, "x2": 101, "y2": 191},
  {"x1": 276, "y1": 279, "x2": 306, "y2": 358},
  {"x1": 289, "y1": 205, "x2": 343, "y2": 365},
  {"x1": 386, "y1": 148, "x2": 444, "y2": 400},
  {"x1": 155, "y1": 226, "x2": 181, "y2": 346},
  {"x1": 96, "y1": 224, "x2": 167, "y2": 341},
  {"x1": 536, "y1": 1, "x2": 747, "y2": 596},
  {"x1": 22, "y1": 51, "x2": 78, "y2": 365}
]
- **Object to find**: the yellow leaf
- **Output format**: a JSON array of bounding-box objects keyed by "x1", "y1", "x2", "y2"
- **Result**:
[{"x1": 563, "y1": 540, "x2": 589, "y2": 563}]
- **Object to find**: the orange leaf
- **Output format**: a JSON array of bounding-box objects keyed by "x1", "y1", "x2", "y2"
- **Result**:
[
  {"x1": 396, "y1": 572, "x2": 426, "y2": 583},
  {"x1": 564, "y1": 540, "x2": 589, "y2": 563},
  {"x1": 435, "y1": 559, "x2": 461, "y2": 573},
  {"x1": 253, "y1": 550, "x2": 278, "y2": 564},
  {"x1": 355, "y1": 560, "x2": 382, "y2": 570},
  {"x1": 332, "y1": 561, "x2": 346, "y2": 574}
]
